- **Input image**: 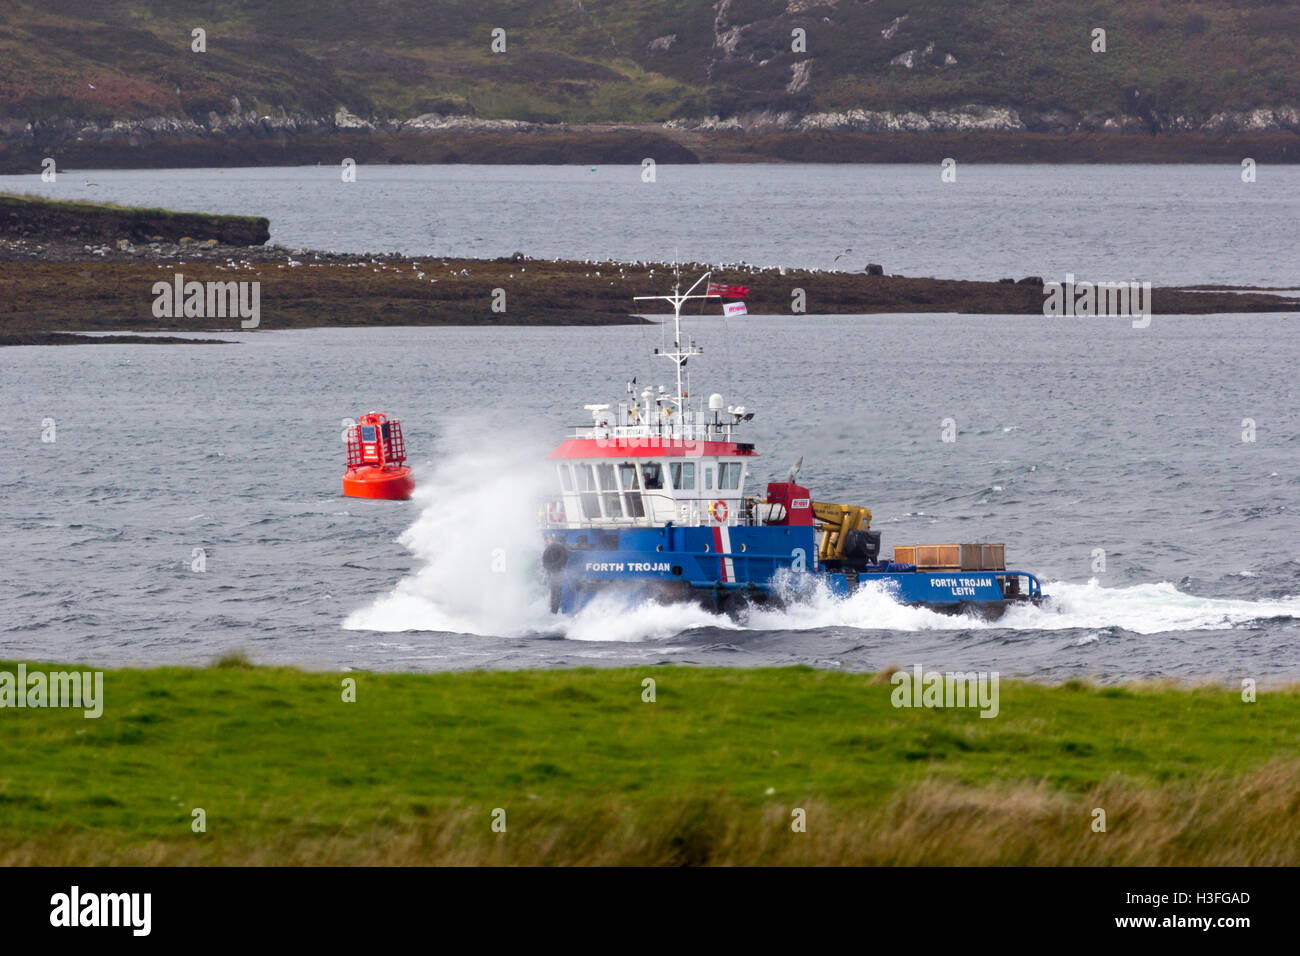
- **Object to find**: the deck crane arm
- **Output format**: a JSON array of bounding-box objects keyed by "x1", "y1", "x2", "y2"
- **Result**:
[{"x1": 811, "y1": 501, "x2": 880, "y2": 567}]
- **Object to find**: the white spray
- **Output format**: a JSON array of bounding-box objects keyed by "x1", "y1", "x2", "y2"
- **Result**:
[{"x1": 344, "y1": 420, "x2": 554, "y2": 636}]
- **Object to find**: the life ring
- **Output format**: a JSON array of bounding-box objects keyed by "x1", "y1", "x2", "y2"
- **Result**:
[
  {"x1": 547, "y1": 501, "x2": 566, "y2": 524},
  {"x1": 709, "y1": 499, "x2": 729, "y2": 523}
]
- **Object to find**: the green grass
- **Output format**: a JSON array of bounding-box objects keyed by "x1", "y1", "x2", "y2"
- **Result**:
[{"x1": 1, "y1": 661, "x2": 1297, "y2": 864}]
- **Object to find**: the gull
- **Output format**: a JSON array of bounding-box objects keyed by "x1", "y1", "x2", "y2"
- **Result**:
[{"x1": 833, "y1": 248, "x2": 853, "y2": 262}]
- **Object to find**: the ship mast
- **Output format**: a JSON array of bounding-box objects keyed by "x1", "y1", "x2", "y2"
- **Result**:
[{"x1": 633, "y1": 265, "x2": 717, "y2": 432}]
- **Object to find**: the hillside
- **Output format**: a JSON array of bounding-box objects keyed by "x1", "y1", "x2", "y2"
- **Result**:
[{"x1": 1, "y1": 0, "x2": 1298, "y2": 167}]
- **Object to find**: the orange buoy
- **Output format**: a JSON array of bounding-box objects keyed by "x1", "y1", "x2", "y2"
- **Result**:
[{"x1": 343, "y1": 412, "x2": 414, "y2": 500}]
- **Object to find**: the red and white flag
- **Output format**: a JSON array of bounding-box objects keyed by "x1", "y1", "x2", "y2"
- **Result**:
[
  {"x1": 708, "y1": 282, "x2": 749, "y2": 298},
  {"x1": 723, "y1": 301, "x2": 748, "y2": 316}
]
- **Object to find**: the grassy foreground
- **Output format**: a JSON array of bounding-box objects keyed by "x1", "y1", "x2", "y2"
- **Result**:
[{"x1": 2, "y1": 661, "x2": 1297, "y2": 865}]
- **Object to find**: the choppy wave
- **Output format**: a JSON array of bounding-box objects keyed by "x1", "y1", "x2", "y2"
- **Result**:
[
  {"x1": 554, "y1": 578, "x2": 1299, "y2": 642},
  {"x1": 998, "y1": 579, "x2": 1299, "y2": 634}
]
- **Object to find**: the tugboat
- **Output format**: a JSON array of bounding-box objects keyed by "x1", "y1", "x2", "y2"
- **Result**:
[
  {"x1": 539, "y1": 271, "x2": 1044, "y2": 617},
  {"x1": 343, "y1": 412, "x2": 414, "y2": 500}
]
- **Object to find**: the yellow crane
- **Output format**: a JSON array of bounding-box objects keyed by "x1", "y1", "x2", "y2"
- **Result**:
[{"x1": 811, "y1": 500, "x2": 877, "y2": 566}]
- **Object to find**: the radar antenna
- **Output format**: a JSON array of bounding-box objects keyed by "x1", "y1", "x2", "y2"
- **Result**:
[{"x1": 633, "y1": 269, "x2": 720, "y2": 421}]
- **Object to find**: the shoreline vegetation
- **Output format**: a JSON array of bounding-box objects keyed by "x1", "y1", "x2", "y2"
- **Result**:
[
  {"x1": 2, "y1": 194, "x2": 1296, "y2": 346},
  {"x1": 7, "y1": 128, "x2": 1300, "y2": 173},
  {"x1": 2, "y1": 661, "x2": 1296, "y2": 866}
]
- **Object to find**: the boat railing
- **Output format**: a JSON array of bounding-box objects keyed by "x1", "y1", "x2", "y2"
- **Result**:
[
  {"x1": 537, "y1": 493, "x2": 767, "y2": 529},
  {"x1": 568, "y1": 425, "x2": 743, "y2": 445},
  {"x1": 997, "y1": 571, "x2": 1042, "y2": 600},
  {"x1": 568, "y1": 407, "x2": 751, "y2": 445}
]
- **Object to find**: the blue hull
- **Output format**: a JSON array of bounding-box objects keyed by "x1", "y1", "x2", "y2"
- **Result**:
[{"x1": 541, "y1": 524, "x2": 1043, "y2": 617}]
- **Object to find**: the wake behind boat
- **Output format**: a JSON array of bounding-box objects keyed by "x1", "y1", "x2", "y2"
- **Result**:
[{"x1": 538, "y1": 270, "x2": 1045, "y2": 617}]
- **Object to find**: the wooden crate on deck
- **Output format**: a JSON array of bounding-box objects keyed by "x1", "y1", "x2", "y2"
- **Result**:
[{"x1": 893, "y1": 543, "x2": 1005, "y2": 571}]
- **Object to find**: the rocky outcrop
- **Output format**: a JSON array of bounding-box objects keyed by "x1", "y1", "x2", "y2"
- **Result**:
[
  {"x1": 4, "y1": 244, "x2": 1295, "y2": 347},
  {"x1": 400, "y1": 114, "x2": 540, "y2": 133},
  {"x1": 888, "y1": 40, "x2": 958, "y2": 71},
  {"x1": 1, "y1": 103, "x2": 1297, "y2": 174},
  {"x1": 665, "y1": 106, "x2": 1300, "y2": 135},
  {"x1": 787, "y1": 60, "x2": 813, "y2": 94},
  {"x1": 881, "y1": 15, "x2": 908, "y2": 40},
  {"x1": 670, "y1": 106, "x2": 1027, "y2": 133},
  {"x1": 1199, "y1": 107, "x2": 1300, "y2": 133},
  {"x1": 0, "y1": 103, "x2": 556, "y2": 160},
  {"x1": 0, "y1": 195, "x2": 269, "y2": 246}
]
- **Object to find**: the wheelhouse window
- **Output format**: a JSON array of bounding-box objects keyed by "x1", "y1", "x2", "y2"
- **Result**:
[
  {"x1": 558, "y1": 464, "x2": 573, "y2": 493},
  {"x1": 575, "y1": 464, "x2": 601, "y2": 520},
  {"x1": 597, "y1": 463, "x2": 623, "y2": 518},
  {"x1": 718, "y1": 462, "x2": 743, "y2": 490},
  {"x1": 669, "y1": 461, "x2": 696, "y2": 492},
  {"x1": 641, "y1": 462, "x2": 664, "y2": 491},
  {"x1": 618, "y1": 463, "x2": 645, "y2": 518}
]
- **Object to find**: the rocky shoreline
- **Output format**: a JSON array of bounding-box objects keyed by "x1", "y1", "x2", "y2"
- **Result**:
[
  {"x1": 3, "y1": 111, "x2": 1300, "y2": 172},
  {"x1": 0, "y1": 194, "x2": 269, "y2": 246},
  {"x1": 10, "y1": 104, "x2": 1298, "y2": 144},
  {"x1": 1, "y1": 193, "x2": 1293, "y2": 346},
  {"x1": 2, "y1": 236, "x2": 1296, "y2": 346}
]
